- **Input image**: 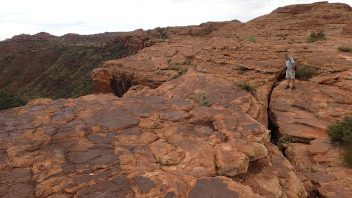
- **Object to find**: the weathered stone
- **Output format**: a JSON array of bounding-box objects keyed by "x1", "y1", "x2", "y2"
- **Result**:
[
  {"x1": 271, "y1": 80, "x2": 352, "y2": 197},
  {"x1": 134, "y1": 176, "x2": 155, "y2": 194},
  {"x1": 81, "y1": 107, "x2": 139, "y2": 130},
  {"x1": 237, "y1": 140, "x2": 269, "y2": 161},
  {"x1": 244, "y1": 144, "x2": 308, "y2": 198},
  {"x1": 188, "y1": 177, "x2": 262, "y2": 198},
  {"x1": 75, "y1": 175, "x2": 134, "y2": 198},
  {"x1": 149, "y1": 140, "x2": 185, "y2": 166},
  {"x1": 215, "y1": 144, "x2": 249, "y2": 176},
  {"x1": 160, "y1": 111, "x2": 190, "y2": 122},
  {"x1": 1, "y1": 2, "x2": 352, "y2": 197}
]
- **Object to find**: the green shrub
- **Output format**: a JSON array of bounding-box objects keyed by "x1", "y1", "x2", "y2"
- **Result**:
[
  {"x1": 155, "y1": 27, "x2": 168, "y2": 39},
  {"x1": 169, "y1": 63, "x2": 188, "y2": 78},
  {"x1": 328, "y1": 116, "x2": 352, "y2": 166},
  {"x1": 307, "y1": 30, "x2": 326, "y2": 42},
  {"x1": 277, "y1": 135, "x2": 292, "y2": 151},
  {"x1": 237, "y1": 82, "x2": 256, "y2": 94},
  {"x1": 295, "y1": 66, "x2": 318, "y2": 80},
  {"x1": 328, "y1": 116, "x2": 352, "y2": 145},
  {"x1": 338, "y1": 46, "x2": 352, "y2": 53},
  {"x1": 0, "y1": 91, "x2": 27, "y2": 110},
  {"x1": 247, "y1": 35, "x2": 257, "y2": 42},
  {"x1": 199, "y1": 95, "x2": 212, "y2": 107}
]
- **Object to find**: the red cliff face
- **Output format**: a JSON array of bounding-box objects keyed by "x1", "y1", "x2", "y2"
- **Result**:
[{"x1": 1, "y1": 2, "x2": 352, "y2": 197}]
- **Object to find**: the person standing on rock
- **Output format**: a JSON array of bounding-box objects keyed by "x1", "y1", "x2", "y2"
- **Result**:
[{"x1": 284, "y1": 53, "x2": 296, "y2": 90}]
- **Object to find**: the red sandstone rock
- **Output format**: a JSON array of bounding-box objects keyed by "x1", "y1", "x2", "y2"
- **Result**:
[
  {"x1": 271, "y1": 81, "x2": 352, "y2": 197},
  {"x1": 1, "y1": 2, "x2": 352, "y2": 198},
  {"x1": 215, "y1": 144, "x2": 249, "y2": 176},
  {"x1": 0, "y1": 92, "x2": 273, "y2": 197}
]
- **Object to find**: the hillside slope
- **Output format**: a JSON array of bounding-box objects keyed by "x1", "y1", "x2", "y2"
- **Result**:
[
  {"x1": 0, "y1": 23, "x2": 229, "y2": 109},
  {"x1": 0, "y1": 31, "x2": 155, "y2": 102}
]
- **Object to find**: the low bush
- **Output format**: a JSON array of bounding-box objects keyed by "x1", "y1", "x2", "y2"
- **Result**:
[
  {"x1": 307, "y1": 30, "x2": 326, "y2": 42},
  {"x1": 277, "y1": 135, "x2": 292, "y2": 151},
  {"x1": 247, "y1": 35, "x2": 257, "y2": 42},
  {"x1": 328, "y1": 116, "x2": 352, "y2": 145},
  {"x1": 169, "y1": 63, "x2": 188, "y2": 79},
  {"x1": 155, "y1": 27, "x2": 168, "y2": 39},
  {"x1": 0, "y1": 91, "x2": 27, "y2": 110},
  {"x1": 199, "y1": 95, "x2": 212, "y2": 107},
  {"x1": 328, "y1": 116, "x2": 352, "y2": 166},
  {"x1": 338, "y1": 46, "x2": 352, "y2": 53},
  {"x1": 295, "y1": 66, "x2": 318, "y2": 80},
  {"x1": 237, "y1": 82, "x2": 256, "y2": 94}
]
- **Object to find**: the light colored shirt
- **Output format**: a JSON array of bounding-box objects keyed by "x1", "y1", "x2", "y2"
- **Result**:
[{"x1": 285, "y1": 57, "x2": 295, "y2": 70}]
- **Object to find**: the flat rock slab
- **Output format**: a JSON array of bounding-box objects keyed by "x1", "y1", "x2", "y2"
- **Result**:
[
  {"x1": 0, "y1": 93, "x2": 278, "y2": 197},
  {"x1": 188, "y1": 177, "x2": 262, "y2": 198}
]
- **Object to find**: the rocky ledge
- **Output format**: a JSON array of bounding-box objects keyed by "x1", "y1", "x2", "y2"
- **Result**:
[
  {"x1": 0, "y1": 70, "x2": 307, "y2": 197},
  {"x1": 270, "y1": 80, "x2": 352, "y2": 197}
]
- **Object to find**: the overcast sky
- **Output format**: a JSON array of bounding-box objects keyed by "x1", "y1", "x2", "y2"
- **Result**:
[{"x1": 0, "y1": 0, "x2": 351, "y2": 40}]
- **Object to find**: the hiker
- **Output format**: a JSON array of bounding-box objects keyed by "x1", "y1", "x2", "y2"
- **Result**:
[{"x1": 284, "y1": 53, "x2": 296, "y2": 90}]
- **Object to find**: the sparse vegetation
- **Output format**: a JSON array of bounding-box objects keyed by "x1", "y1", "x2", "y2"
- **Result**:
[
  {"x1": 0, "y1": 91, "x2": 27, "y2": 110},
  {"x1": 307, "y1": 30, "x2": 326, "y2": 42},
  {"x1": 199, "y1": 95, "x2": 212, "y2": 107},
  {"x1": 277, "y1": 135, "x2": 292, "y2": 151},
  {"x1": 155, "y1": 27, "x2": 168, "y2": 39},
  {"x1": 237, "y1": 82, "x2": 257, "y2": 94},
  {"x1": 295, "y1": 66, "x2": 318, "y2": 80},
  {"x1": 338, "y1": 46, "x2": 352, "y2": 53},
  {"x1": 328, "y1": 116, "x2": 352, "y2": 166},
  {"x1": 169, "y1": 63, "x2": 188, "y2": 79},
  {"x1": 247, "y1": 35, "x2": 257, "y2": 42},
  {"x1": 328, "y1": 116, "x2": 352, "y2": 145},
  {"x1": 0, "y1": 40, "x2": 136, "y2": 100}
]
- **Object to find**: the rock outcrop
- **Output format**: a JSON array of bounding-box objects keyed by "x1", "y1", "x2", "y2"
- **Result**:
[
  {"x1": 270, "y1": 80, "x2": 352, "y2": 197},
  {"x1": 0, "y1": 91, "x2": 304, "y2": 197},
  {"x1": 1, "y1": 1, "x2": 352, "y2": 198}
]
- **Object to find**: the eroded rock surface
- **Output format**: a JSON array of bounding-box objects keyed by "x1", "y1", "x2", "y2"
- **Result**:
[
  {"x1": 0, "y1": 72, "x2": 306, "y2": 197},
  {"x1": 1, "y1": 2, "x2": 352, "y2": 198},
  {"x1": 271, "y1": 81, "x2": 352, "y2": 197},
  {"x1": 0, "y1": 92, "x2": 267, "y2": 197}
]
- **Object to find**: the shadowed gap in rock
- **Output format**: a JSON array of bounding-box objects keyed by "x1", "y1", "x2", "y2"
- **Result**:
[
  {"x1": 268, "y1": 68, "x2": 286, "y2": 151},
  {"x1": 110, "y1": 74, "x2": 136, "y2": 97},
  {"x1": 267, "y1": 68, "x2": 322, "y2": 198}
]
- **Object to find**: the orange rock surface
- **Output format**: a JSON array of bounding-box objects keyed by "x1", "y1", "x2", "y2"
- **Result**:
[{"x1": 1, "y1": 2, "x2": 352, "y2": 197}]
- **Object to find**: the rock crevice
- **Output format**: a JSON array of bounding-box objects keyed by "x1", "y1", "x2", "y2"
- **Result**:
[{"x1": 269, "y1": 80, "x2": 352, "y2": 197}]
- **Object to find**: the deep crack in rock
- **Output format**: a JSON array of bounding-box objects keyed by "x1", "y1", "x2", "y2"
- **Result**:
[
  {"x1": 110, "y1": 73, "x2": 136, "y2": 97},
  {"x1": 268, "y1": 68, "x2": 285, "y2": 149}
]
